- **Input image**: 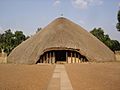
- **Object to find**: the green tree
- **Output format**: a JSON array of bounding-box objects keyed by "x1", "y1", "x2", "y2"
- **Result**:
[
  {"x1": 0, "y1": 29, "x2": 29, "y2": 55},
  {"x1": 0, "y1": 29, "x2": 14, "y2": 54},
  {"x1": 110, "y1": 40, "x2": 120, "y2": 51},
  {"x1": 14, "y1": 31, "x2": 26, "y2": 46},
  {"x1": 90, "y1": 28, "x2": 120, "y2": 51},
  {"x1": 116, "y1": 10, "x2": 120, "y2": 31}
]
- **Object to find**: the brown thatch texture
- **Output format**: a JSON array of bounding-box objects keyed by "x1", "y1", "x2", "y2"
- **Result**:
[{"x1": 8, "y1": 17, "x2": 115, "y2": 64}]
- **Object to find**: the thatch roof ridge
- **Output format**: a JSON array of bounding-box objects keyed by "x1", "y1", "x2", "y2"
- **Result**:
[{"x1": 8, "y1": 17, "x2": 115, "y2": 64}]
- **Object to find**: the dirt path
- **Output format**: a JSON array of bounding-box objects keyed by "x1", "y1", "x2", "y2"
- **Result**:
[{"x1": 47, "y1": 64, "x2": 73, "y2": 90}]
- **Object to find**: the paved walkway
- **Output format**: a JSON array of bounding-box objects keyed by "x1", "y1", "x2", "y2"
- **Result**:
[{"x1": 47, "y1": 64, "x2": 73, "y2": 90}]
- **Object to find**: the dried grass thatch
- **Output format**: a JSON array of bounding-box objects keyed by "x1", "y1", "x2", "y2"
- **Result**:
[{"x1": 8, "y1": 17, "x2": 115, "y2": 64}]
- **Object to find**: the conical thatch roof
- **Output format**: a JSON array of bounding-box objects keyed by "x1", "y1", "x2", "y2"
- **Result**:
[{"x1": 8, "y1": 17, "x2": 115, "y2": 64}]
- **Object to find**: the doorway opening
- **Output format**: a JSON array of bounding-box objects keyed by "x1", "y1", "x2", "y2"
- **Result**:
[
  {"x1": 36, "y1": 50, "x2": 88, "y2": 64},
  {"x1": 55, "y1": 50, "x2": 66, "y2": 63}
]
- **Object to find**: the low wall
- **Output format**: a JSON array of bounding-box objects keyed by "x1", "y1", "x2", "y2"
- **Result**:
[
  {"x1": 0, "y1": 53, "x2": 7, "y2": 64},
  {"x1": 115, "y1": 51, "x2": 120, "y2": 61}
]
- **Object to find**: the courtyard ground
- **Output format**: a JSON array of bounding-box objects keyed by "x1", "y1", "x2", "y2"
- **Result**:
[
  {"x1": 0, "y1": 64, "x2": 55, "y2": 90},
  {"x1": 0, "y1": 62, "x2": 120, "y2": 90},
  {"x1": 65, "y1": 62, "x2": 120, "y2": 90}
]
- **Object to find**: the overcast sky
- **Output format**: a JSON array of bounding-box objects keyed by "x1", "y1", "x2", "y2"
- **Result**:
[{"x1": 0, "y1": 0, "x2": 120, "y2": 41}]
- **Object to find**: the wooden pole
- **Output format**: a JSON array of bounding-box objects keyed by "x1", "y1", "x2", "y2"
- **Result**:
[
  {"x1": 43, "y1": 54, "x2": 46, "y2": 63},
  {"x1": 81, "y1": 57, "x2": 83, "y2": 62},
  {"x1": 46, "y1": 53, "x2": 48, "y2": 63},
  {"x1": 78, "y1": 54, "x2": 80, "y2": 63},
  {"x1": 75, "y1": 52, "x2": 76, "y2": 63},
  {"x1": 42, "y1": 55, "x2": 44, "y2": 63},
  {"x1": 71, "y1": 52, "x2": 72, "y2": 63},
  {"x1": 51, "y1": 52, "x2": 53, "y2": 63},
  {"x1": 48, "y1": 52, "x2": 50, "y2": 63},
  {"x1": 41, "y1": 56, "x2": 43, "y2": 63},
  {"x1": 39, "y1": 58, "x2": 41, "y2": 63},
  {"x1": 39, "y1": 57, "x2": 41, "y2": 63},
  {"x1": 49, "y1": 52, "x2": 51, "y2": 64},
  {"x1": 53, "y1": 51, "x2": 55, "y2": 63},
  {"x1": 44, "y1": 54, "x2": 46, "y2": 63},
  {"x1": 76, "y1": 53, "x2": 78, "y2": 63},
  {"x1": 83, "y1": 57, "x2": 85, "y2": 62},
  {"x1": 66, "y1": 51, "x2": 68, "y2": 63}
]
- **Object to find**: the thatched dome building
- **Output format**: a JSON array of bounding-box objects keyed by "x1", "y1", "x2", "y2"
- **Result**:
[{"x1": 8, "y1": 17, "x2": 115, "y2": 64}]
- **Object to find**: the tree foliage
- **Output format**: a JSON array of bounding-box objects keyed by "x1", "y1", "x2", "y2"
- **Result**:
[
  {"x1": 0, "y1": 29, "x2": 29, "y2": 55},
  {"x1": 116, "y1": 10, "x2": 120, "y2": 31},
  {"x1": 36, "y1": 27, "x2": 42, "y2": 33},
  {"x1": 90, "y1": 28, "x2": 120, "y2": 51}
]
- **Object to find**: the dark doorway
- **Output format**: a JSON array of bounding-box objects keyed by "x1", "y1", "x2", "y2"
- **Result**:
[{"x1": 55, "y1": 50, "x2": 66, "y2": 62}]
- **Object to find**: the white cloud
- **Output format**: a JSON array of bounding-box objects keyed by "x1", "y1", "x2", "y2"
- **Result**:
[
  {"x1": 90, "y1": 0, "x2": 103, "y2": 5},
  {"x1": 53, "y1": 0, "x2": 61, "y2": 6},
  {"x1": 79, "y1": 20, "x2": 85, "y2": 25},
  {"x1": 72, "y1": 0, "x2": 103, "y2": 9},
  {"x1": 72, "y1": 0, "x2": 88, "y2": 9},
  {"x1": 0, "y1": 27, "x2": 4, "y2": 33},
  {"x1": 0, "y1": 26, "x2": 3, "y2": 31},
  {"x1": 98, "y1": 0, "x2": 103, "y2": 5},
  {"x1": 118, "y1": 2, "x2": 120, "y2": 7},
  {"x1": 0, "y1": 27, "x2": 2, "y2": 30}
]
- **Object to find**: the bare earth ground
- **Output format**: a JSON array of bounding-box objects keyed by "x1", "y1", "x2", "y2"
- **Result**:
[
  {"x1": 0, "y1": 64, "x2": 55, "y2": 90},
  {"x1": 65, "y1": 62, "x2": 120, "y2": 90},
  {"x1": 0, "y1": 62, "x2": 120, "y2": 90}
]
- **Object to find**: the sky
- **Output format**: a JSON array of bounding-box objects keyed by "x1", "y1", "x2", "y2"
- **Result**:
[{"x1": 0, "y1": 0, "x2": 120, "y2": 41}]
